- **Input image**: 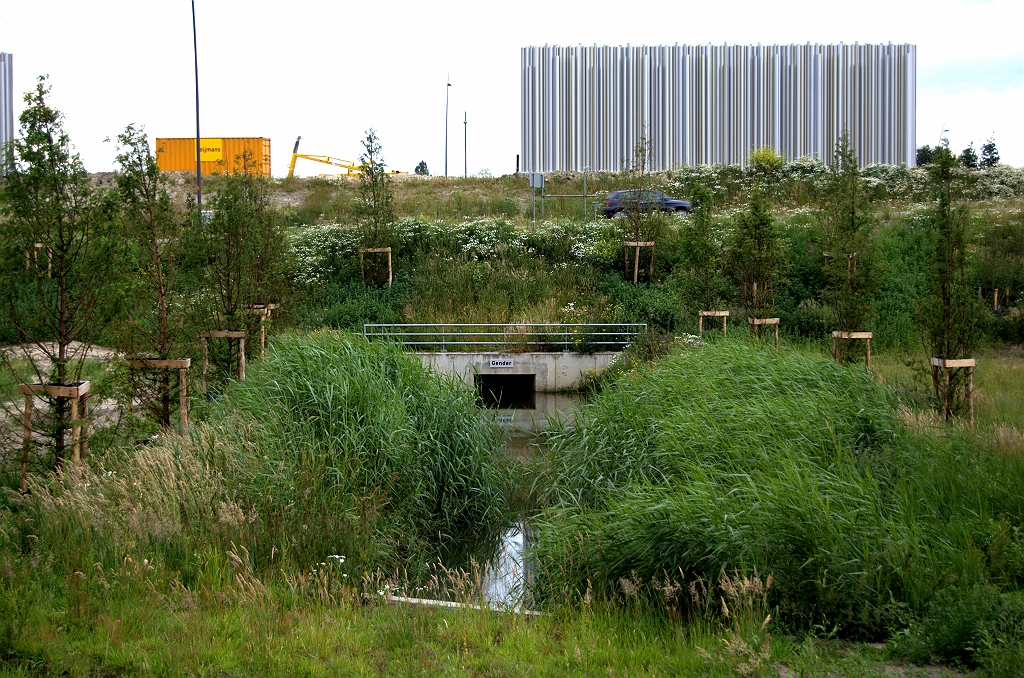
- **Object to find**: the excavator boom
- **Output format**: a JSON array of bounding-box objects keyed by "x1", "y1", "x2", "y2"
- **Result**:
[{"x1": 287, "y1": 136, "x2": 404, "y2": 178}]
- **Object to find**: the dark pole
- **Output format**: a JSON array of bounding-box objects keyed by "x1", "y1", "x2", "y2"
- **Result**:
[
  {"x1": 192, "y1": 1, "x2": 202, "y2": 209},
  {"x1": 463, "y1": 111, "x2": 467, "y2": 178},
  {"x1": 444, "y1": 75, "x2": 450, "y2": 176}
]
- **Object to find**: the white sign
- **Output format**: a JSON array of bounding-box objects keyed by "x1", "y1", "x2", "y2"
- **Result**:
[
  {"x1": 489, "y1": 358, "x2": 514, "y2": 368},
  {"x1": 529, "y1": 172, "x2": 544, "y2": 189}
]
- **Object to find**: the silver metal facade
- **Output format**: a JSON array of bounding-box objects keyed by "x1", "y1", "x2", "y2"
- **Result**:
[
  {"x1": 0, "y1": 53, "x2": 13, "y2": 163},
  {"x1": 521, "y1": 44, "x2": 916, "y2": 171}
]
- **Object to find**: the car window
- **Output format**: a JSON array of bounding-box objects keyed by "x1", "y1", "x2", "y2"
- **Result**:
[{"x1": 641, "y1": 190, "x2": 658, "y2": 200}]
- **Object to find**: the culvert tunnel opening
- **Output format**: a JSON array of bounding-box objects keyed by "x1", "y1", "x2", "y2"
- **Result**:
[{"x1": 476, "y1": 374, "x2": 536, "y2": 409}]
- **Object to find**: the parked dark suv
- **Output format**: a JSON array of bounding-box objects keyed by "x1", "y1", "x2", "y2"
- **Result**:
[{"x1": 601, "y1": 190, "x2": 691, "y2": 217}]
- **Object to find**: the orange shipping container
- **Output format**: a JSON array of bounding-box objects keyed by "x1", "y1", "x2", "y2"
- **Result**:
[{"x1": 155, "y1": 137, "x2": 271, "y2": 177}]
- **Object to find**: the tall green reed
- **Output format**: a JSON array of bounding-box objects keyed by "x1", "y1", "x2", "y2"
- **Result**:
[{"x1": 533, "y1": 340, "x2": 1024, "y2": 640}]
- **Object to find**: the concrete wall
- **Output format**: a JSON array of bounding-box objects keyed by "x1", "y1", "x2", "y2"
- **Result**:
[{"x1": 419, "y1": 351, "x2": 618, "y2": 391}]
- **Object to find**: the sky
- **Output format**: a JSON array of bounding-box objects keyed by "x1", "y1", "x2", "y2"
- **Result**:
[{"x1": 0, "y1": 0, "x2": 1021, "y2": 176}]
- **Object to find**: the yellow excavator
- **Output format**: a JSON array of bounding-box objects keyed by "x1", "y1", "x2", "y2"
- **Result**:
[{"x1": 286, "y1": 136, "x2": 403, "y2": 178}]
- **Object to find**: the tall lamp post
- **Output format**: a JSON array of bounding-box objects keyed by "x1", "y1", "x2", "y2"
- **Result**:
[
  {"x1": 191, "y1": 1, "x2": 202, "y2": 209},
  {"x1": 463, "y1": 112, "x2": 467, "y2": 178},
  {"x1": 444, "y1": 75, "x2": 451, "y2": 176}
]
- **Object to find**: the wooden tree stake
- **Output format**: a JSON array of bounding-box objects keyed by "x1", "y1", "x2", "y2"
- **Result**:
[
  {"x1": 18, "y1": 381, "x2": 90, "y2": 490},
  {"x1": 698, "y1": 310, "x2": 729, "y2": 336},
  {"x1": 245, "y1": 303, "x2": 279, "y2": 357},
  {"x1": 749, "y1": 317, "x2": 780, "y2": 349},
  {"x1": 831, "y1": 331, "x2": 873, "y2": 368},
  {"x1": 200, "y1": 331, "x2": 246, "y2": 394},
  {"x1": 930, "y1": 357, "x2": 977, "y2": 427},
  {"x1": 623, "y1": 241, "x2": 655, "y2": 285},
  {"x1": 127, "y1": 359, "x2": 192, "y2": 430},
  {"x1": 20, "y1": 395, "x2": 32, "y2": 493}
]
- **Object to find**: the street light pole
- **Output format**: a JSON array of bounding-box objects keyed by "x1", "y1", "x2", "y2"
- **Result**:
[
  {"x1": 464, "y1": 112, "x2": 467, "y2": 178},
  {"x1": 445, "y1": 75, "x2": 451, "y2": 176},
  {"x1": 191, "y1": 0, "x2": 202, "y2": 209}
]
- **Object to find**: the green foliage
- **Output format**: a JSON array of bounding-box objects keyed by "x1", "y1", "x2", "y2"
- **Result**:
[
  {"x1": 187, "y1": 154, "x2": 288, "y2": 325},
  {"x1": 0, "y1": 77, "x2": 118, "y2": 384},
  {"x1": 297, "y1": 280, "x2": 412, "y2": 330},
  {"x1": 16, "y1": 332, "x2": 510, "y2": 577},
  {"x1": 215, "y1": 332, "x2": 510, "y2": 559},
  {"x1": 728, "y1": 189, "x2": 785, "y2": 317},
  {"x1": 919, "y1": 144, "x2": 981, "y2": 419},
  {"x1": 113, "y1": 125, "x2": 193, "y2": 426},
  {"x1": 981, "y1": 136, "x2": 1000, "y2": 169},
  {"x1": 871, "y1": 217, "x2": 933, "y2": 351},
  {"x1": 620, "y1": 138, "x2": 666, "y2": 282},
  {"x1": 0, "y1": 76, "x2": 120, "y2": 465},
  {"x1": 535, "y1": 340, "x2": 1024, "y2": 643},
  {"x1": 917, "y1": 145, "x2": 934, "y2": 166},
  {"x1": 816, "y1": 135, "x2": 879, "y2": 338},
  {"x1": 891, "y1": 584, "x2": 1024, "y2": 668},
  {"x1": 959, "y1": 143, "x2": 979, "y2": 170},
  {"x1": 355, "y1": 128, "x2": 397, "y2": 249},
  {"x1": 414, "y1": 160, "x2": 429, "y2": 176},
  {"x1": 747, "y1": 146, "x2": 786, "y2": 197},
  {"x1": 681, "y1": 182, "x2": 725, "y2": 310}
]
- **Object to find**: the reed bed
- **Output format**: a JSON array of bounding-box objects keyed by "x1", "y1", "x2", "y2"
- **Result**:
[
  {"x1": 9, "y1": 331, "x2": 511, "y2": 588},
  {"x1": 533, "y1": 340, "x2": 1024, "y2": 654}
]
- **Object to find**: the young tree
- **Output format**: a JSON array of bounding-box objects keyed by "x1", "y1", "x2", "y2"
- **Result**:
[
  {"x1": 980, "y1": 136, "x2": 1000, "y2": 168},
  {"x1": 682, "y1": 182, "x2": 724, "y2": 311},
  {"x1": 728, "y1": 188, "x2": 785, "y2": 322},
  {"x1": 355, "y1": 129, "x2": 397, "y2": 286},
  {"x1": 114, "y1": 124, "x2": 191, "y2": 426},
  {"x1": 916, "y1": 145, "x2": 934, "y2": 166},
  {"x1": 188, "y1": 150, "x2": 287, "y2": 376},
  {"x1": 414, "y1": 160, "x2": 429, "y2": 176},
  {"x1": 816, "y1": 135, "x2": 879, "y2": 359},
  {"x1": 620, "y1": 136, "x2": 664, "y2": 283},
  {"x1": 959, "y1": 143, "x2": 979, "y2": 170},
  {"x1": 918, "y1": 143, "x2": 979, "y2": 420},
  {"x1": 356, "y1": 129, "x2": 396, "y2": 247},
  {"x1": 0, "y1": 77, "x2": 118, "y2": 465}
]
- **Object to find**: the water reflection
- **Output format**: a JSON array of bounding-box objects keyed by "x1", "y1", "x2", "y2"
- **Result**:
[
  {"x1": 477, "y1": 390, "x2": 583, "y2": 607},
  {"x1": 486, "y1": 390, "x2": 583, "y2": 434}
]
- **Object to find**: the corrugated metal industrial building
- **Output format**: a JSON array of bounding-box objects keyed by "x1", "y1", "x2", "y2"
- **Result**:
[
  {"x1": 521, "y1": 43, "x2": 916, "y2": 171},
  {"x1": 1, "y1": 53, "x2": 14, "y2": 166}
]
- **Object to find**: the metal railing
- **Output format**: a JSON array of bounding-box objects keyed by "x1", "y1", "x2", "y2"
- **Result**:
[{"x1": 363, "y1": 323, "x2": 647, "y2": 352}]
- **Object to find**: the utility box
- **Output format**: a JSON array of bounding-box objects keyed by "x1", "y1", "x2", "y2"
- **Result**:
[{"x1": 155, "y1": 137, "x2": 271, "y2": 177}]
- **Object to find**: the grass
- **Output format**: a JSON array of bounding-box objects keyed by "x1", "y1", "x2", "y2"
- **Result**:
[
  {"x1": 0, "y1": 592, "x2": 973, "y2": 677},
  {"x1": 872, "y1": 346, "x2": 1024, "y2": 431},
  {"x1": 532, "y1": 339, "x2": 1024, "y2": 663},
  {"x1": 2, "y1": 338, "x2": 1022, "y2": 674},
  {"x1": 4, "y1": 332, "x2": 512, "y2": 588}
]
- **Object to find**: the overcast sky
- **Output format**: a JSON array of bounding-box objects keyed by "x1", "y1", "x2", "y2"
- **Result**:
[{"x1": 1, "y1": 0, "x2": 1021, "y2": 176}]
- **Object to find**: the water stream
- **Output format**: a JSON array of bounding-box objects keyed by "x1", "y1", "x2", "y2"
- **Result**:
[{"x1": 477, "y1": 391, "x2": 583, "y2": 607}]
